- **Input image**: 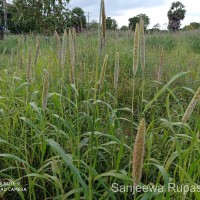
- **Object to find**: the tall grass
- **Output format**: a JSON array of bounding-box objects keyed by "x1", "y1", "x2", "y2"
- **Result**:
[{"x1": 1, "y1": 26, "x2": 200, "y2": 200}]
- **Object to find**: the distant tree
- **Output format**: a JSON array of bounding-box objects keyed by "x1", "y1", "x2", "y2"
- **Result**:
[
  {"x1": 71, "y1": 7, "x2": 86, "y2": 32},
  {"x1": 106, "y1": 17, "x2": 117, "y2": 30},
  {"x1": 89, "y1": 20, "x2": 99, "y2": 30},
  {"x1": 120, "y1": 25, "x2": 129, "y2": 31},
  {"x1": 182, "y1": 25, "x2": 190, "y2": 31},
  {"x1": 148, "y1": 23, "x2": 161, "y2": 32},
  {"x1": 11, "y1": 0, "x2": 70, "y2": 33},
  {"x1": 128, "y1": 14, "x2": 150, "y2": 31},
  {"x1": 190, "y1": 22, "x2": 200, "y2": 29},
  {"x1": 2, "y1": 3, "x2": 16, "y2": 33},
  {"x1": 183, "y1": 22, "x2": 200, "y2": 31},
  {"x1": 153, "y1": 23, "x2": 161, "y2": 29},
  {"x1": 167, "y1": 1, "x2": 186, "y2": 31}
]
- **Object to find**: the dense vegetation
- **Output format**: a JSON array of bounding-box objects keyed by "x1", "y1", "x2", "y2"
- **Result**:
[
  {"x1": 0, "y1": 0, "x2": 86, "y2": 34},
  {"x1": 2, "y1": 0, "x2": 199, "y2": 35},
  {"x1": 0, "y1": 28, "x2": 200, "y2": 199}
]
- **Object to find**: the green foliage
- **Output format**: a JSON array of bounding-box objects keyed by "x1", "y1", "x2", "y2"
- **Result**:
[
  {"x1": 186, "y1": 33, "x2": 200, "y2": 53},
  {"x1": 1, "y1": 30, "x2": 200, "y2": 199},
  {"x1": 168, "y1": 1, "x2": 186, "y2": 31},
  {"x1": 71, "y1": 7, "x2": 86, "y2": 31},
  {"x1": 5, "y1": 0, "x2": 75, "y2": 34},
  {"x1": 5, "y1": 1, "x2": 88, "y2": 34},
  {"x1": 128, "y1": 14, "x2": 150, "y2": 31},
  {"x1": 146, "y1": 33, "x2": 177, "y2": 52},
  {"x1": 106, "y1": 17, "x2": 118, "y2": 30},
  {"x1": 0, "y1": 35, "x2": 18, "y2": 53},
  {"x1": 120, "y1": 25, "x2": 128, "y2": 31},
  {"x1": 183, "y1": 22, "x2": 200, "y2": 31},
  {"x1": 89, "y1": 20, "x2": 99, "y2": 30}
]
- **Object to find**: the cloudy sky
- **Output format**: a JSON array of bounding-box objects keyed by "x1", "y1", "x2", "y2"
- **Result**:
[{"x1": 67, "y1": 0, "x2": 200, "y2": 29}]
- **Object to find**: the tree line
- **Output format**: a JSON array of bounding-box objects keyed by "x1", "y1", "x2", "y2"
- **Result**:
[
  {"x1": 0, "y1": 0, "x2": 86, "y2": 34},
  {"x1": 0, "y1": 0, "x2": 119, "y2": 34},
  {"x1": 0, "y1": 0, "x2": 200, "y2": 35}
]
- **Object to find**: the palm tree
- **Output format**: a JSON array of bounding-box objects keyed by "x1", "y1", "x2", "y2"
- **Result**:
[{"x1": 167, "y1": 1, "x2": 186, "y2": 31}]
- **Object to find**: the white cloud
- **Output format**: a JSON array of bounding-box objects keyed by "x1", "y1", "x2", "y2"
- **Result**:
[{"x1": 68, "y1": 0, "x2": 200, "y2": 29}]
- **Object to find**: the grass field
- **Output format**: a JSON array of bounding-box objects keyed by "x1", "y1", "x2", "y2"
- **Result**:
[{"x1": 0, "y1": 29, "x2": 200, "y2": 200}]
